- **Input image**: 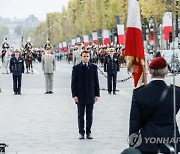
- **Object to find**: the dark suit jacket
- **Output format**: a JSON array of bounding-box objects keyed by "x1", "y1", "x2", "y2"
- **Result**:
[
  {"x1": 71, "y1": 62, "x2": 100, "y2": 104},
  {"x1": 104, "y1": 54, "x2": 119, "y2": 74},
  {"x1": 129, "y1": 80, "x2": 180, "y2": 153},
  {"x1": 9, "y1": 56, "x2": 24, "y2": 75}
]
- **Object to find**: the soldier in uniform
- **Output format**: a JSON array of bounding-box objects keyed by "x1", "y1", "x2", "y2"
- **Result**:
[
  {"x1": 9, "y1": 49, "x2": 24, "y2": 95},
  {"x1": 73, "y1": 43, "x2": 82, "y2": 65},
  {"x1": 42, "y1": 45, "x2": 56, "y2": 94},
  {"x1": 1, "y1": 38, "x2": 11, "y2": 74},
  {"x1": 24, "y1": 38, "x2": 33, "y2": 51},
  {"x1": 129, "y1": 57, "x2": 180, "y2": 153},
  {"x1": 44, "y1": 40, "x2": 52, "y2": 51},
  {"x1": 1, "y1": 38, "x2": 10, "y2": 62},
  {"x1": 104, "y1": 48, "x2": 119, "y2": 95}
]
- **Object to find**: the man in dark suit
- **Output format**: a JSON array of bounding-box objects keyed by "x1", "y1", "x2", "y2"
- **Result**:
[
  {"x1": 9, "y1": 49, "x2": 24, "y2": 95},
  {"x1": 104, "y1": 48, "x2": 119, "y2": 95},
  {"x1": 71, "y1": 50, "x2": 100, "y2": 139},
  {"x1": 129, "y1": 57, "x2": 180, "y2": 153}
]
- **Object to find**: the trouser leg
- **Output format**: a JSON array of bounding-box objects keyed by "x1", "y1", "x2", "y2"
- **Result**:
[
  {"x1": 86, "y1": 104, "x2": 94, "y2": 135},
  {"x1": 77, "y1": 104, "x2": 85, "y2": 135},
  {"x1": 13, "y1": 75, "x2": 18, "y2": 93},
  {"x1": 107, "y1": 73, "x2": 112, "y2": 92},
  {"x1": 45, "y1": 73, "x2": 50, "y2": 92},
  {"x1": 113, "y1": 73, "x2": 117, "y2": 93},
  {"x1": 49, "y1": 73, "x2": 54, "y2": 92},
  {"x1": 17, "y1": 75, "x2": 22, "y2": 93}
]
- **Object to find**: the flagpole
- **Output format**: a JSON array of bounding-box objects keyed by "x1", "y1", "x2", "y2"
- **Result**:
[{"x1": 172, "y1": 0, "x2": 177, "y2": 153}]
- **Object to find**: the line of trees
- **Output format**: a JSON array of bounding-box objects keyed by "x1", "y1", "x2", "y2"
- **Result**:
[{"x1": 25, "y1": 0, "x2": 179, "y2": 48}]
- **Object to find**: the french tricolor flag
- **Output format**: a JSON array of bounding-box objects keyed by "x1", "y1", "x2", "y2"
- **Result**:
[
  {"x1": 83, "y1": 35, "x2": 89, "y2": 47},
  {"x1": 125, "y1": 0, "x2": 146, "y2": 88},
  {"x1": 92, "y1": 32, "x2": 98, "y2": 45},
  {"x1": 102, "y1": 30, "x2": 110, "y2": 45},
  {"x1": 117, "y1": 24, "x2": 125, "y2": 44},
  {"x1": 163, "y1": 12, "x2": 172, "y2": 41}
]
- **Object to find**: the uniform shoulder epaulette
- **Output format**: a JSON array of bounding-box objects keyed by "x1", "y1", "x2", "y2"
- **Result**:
[{"x1": 134, "y1": 85, "x2": 144, "y2": 90}]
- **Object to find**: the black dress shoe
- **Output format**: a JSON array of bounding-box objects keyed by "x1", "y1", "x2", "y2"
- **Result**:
[
  {"x1": 86, "y1": 134, "x2": 93, "y2": 139},
  {"x1": 49, "y1": 91, "x2": 53, "y2": 94},
  {"x1": 79, "y1": 134, "x2": 84, "y2": 139},
  {"x1": 45, "y1": 92, "x2": 49, "y2": 94},
  {"x1": 14, "y1": 92, "x2": 17, "y2": 95}
]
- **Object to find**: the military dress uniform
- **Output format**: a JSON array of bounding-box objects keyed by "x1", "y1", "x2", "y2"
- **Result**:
[
  {"x1": 24, "y1": 42, "x2": 33, "y2": 51},
  {"x1": 73, "y1": 49, "x2": 81, "y2": 65},
  {"x1": 129, "y1": 57, "x2": 180, "y2": 153},
  {"x1": 104, "y1": 54, "x2": 119, "y2": 94},
  {"x1": 1, "y1": 41, "x2": 10, "y2": 62},
  {"x1": 9, "y1": 55, "x2": 24, "y2": 95},
  {"x1": 2, "y1": 42, "x2": 10, "y2": 50},
  {"x1": 73, "y1": 43, "x2": 82, "y2": 65},
  {"x1": 42, "y1": 51, "x2": 56, "y2": 94},
  {"x1": 44, "y1": 43, "x2": 52, "y2": 51}
]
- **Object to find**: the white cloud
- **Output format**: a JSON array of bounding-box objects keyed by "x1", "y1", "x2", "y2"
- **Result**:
[{"x1": 0, "y1": 0, "x2": 70, "y2": 20}]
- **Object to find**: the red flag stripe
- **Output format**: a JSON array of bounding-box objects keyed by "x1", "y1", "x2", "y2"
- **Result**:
[{"x1": 125, "y1": 0, "x2": 145, "y2": 88}]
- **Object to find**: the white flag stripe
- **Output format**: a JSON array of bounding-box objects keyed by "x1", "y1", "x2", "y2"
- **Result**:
[
  {"x1": 127, "y1": 0, "x2": 142, "y2": 30},
  {"x1": 83, "y1": 35, "x2": 89, "y2": 42},
  {"x1": 163, "y1": 12, "x2": 172, "y2": 27},
  {"x1": 59, "y1": 43, "x2": 62, "y2": 48},
  {"x1": 71, "y1": 39, "x2": 76, "y2": 46},
  {"x1": 92, "y1": 32, "x2": 98, "y2": 40},
  {"x1": 76, "y1": 37, "x2": 81, "y2": 43},
  {"x1": 117, "y1": 25, "x2": 125, "y2": 35},
  {"x1": 63, "y1": 42, "x2": 67, "y2": 47},
  {"x1": 102, "y1": 30, "x2": 110, "y2": 38}
]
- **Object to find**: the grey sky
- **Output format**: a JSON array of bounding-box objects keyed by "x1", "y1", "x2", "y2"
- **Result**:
[{"x1": 0, "y1": 0, "x2": 70, "y2": 21}]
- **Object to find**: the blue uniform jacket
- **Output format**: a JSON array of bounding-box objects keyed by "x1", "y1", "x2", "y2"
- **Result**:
[
  {"x1": 104, "y1": 54, "x2": 119, "y2": 74},
  {"x1": 71, "y1": 62, "x2": 100, "y2": 104},
  {"x1": 129, "y1": 80, "x2": 180, "y2": 153},
  {"x1": 9, "y1": 56, "x2": 24, "y2": 75}
]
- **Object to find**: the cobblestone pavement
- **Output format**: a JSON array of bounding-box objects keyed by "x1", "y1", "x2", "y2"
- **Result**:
[{"x1": 0, "y1": 60, "x2": 179, "y2": 154}]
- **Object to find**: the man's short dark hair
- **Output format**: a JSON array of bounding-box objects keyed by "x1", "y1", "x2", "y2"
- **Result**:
[{"x1": 80, "y1": 50, "x2": 91, "y2": 56}]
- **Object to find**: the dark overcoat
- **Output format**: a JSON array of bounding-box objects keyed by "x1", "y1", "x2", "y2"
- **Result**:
[
  {"x1": 129, "y1": 80, "x2": 180, "y2": 153},
  {"x1": 71, "y1": 62, "x2": 100, "y2": 104}
]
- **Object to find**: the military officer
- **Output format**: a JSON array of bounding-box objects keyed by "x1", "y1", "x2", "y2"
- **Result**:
[
  {"x1": 73, "y1": 43, "x2": 82, "y2": 65},
  {"x1": 44, "y1": 40, "x2": 52, "y2": 51},
  {"x1": 24, "y1": 38, "x2": 33, "y2": 51},
  {"x1": 1, "y1": 38, "x2": 10, "y2": 62},
  {"x1": 1, "y1": 38, "x2": 12, "y2": 74},
  {"x1": 104, "y1": 48, "x2": 119, "y2": 95},
  {"x1": 42, "y1": 48, "x2": 56, "y2": 94},
  {"x1": 2, "y1": 37, "x2": 10, "y2": 50},
  {"x1": 9, "y1": 49, "x2": 24, "y2": 95},
  {"x1": 129, "y1": 57, "x2": 180, "y2": 153}
]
